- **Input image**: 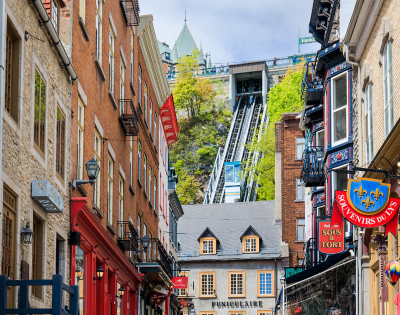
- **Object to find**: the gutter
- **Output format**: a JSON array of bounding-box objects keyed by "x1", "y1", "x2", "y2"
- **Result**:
[{"x1": 32, "y1": 0, "x2": 77, "y2": 82}]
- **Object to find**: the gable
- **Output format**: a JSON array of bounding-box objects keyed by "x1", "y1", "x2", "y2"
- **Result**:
[{"x1": 240, "y1": 225, "x2": 262, "y2": 241}]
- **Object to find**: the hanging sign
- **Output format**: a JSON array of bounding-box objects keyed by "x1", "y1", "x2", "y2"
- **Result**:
[
  {"x1": 172, "y1": 277, "x2": 188, "y2": 289},
  {"x1": 299, "y1": 37, "x2": 316, "y2": 44},
  {"x1": 318, "y1": 220, "x2": 344, "y2": 254},
  {"x1": 331, "y1": 178, "x2": 400, "y2": 236}
]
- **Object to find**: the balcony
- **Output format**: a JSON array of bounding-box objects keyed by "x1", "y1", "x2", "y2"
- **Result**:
[
  {"x1": 304, "y1": 237, "x2": 326, "y2": 268},
  {"x1": 300, "y1": 146, "x2": 325, "y2": 187},
  {"x1": 301, "y1": 61, "x2": 323, "y2": 107},
  {"x1": 117, "y1": 221, "x2": 139, "y2": 252},
  {"x1": 120, "y1": 0, "x2": 140, "y2": 26},
  {"x1": 119, "y1": 99, "x2": 139, "y2": 136}
]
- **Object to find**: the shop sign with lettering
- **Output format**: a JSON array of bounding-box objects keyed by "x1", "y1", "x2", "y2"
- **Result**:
[
  {"x1": 212, "y1": 301, "x2": 263, "y2": 308},
  {"x1": 318, "y1": 220, "x2": 344, "y2": 254},
  {"x1": 172, "y1": 277, "x2": 188, "y2": 289},
  {"x1": 331, "y1": 178, "x2": 400, "y2": 236}
]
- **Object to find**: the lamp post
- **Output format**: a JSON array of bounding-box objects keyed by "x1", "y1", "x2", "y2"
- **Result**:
[
  {"x1": 117, "y1": 285, "x2": 125, "y2": 298},
  {"x1": 93, "y1": 266, "x2": 104, "y2": 281},
  {"x1": 72, "y1": 158, "x2": 100, "y2": 189},
  {"x1": 280, "y1": 277, "x2": 285, "y2": 315},
  {"x1": 133, "y1": 236, "x2": 150, "y2": 255}
]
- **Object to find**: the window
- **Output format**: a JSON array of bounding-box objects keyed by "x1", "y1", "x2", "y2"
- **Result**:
[
  {"x1": 257, "y1": 270, "x2": 274, "y2": 297},
  {"x1": 165, "y1": 53, "x2": 170, "y2": 61},
  {"x1": 34, "y1": 69, "x2": 46, "y2": 156},
  {"x1": 137, "y1": 215, "x2": 141, "y2": 238},
  {"x1": 139, "y1": 65, "x2": 142, "y2": 108},
  {"x1": 316, "y1": 130, "x2": 324, "y2": 148},
  {"x1": 143, "y1": 154, "x2": 147, "y2": 193},
  {"x1": 2, "y1": 187, "x2": 16, "y2": 291},
  {"x1": 77, "y1": 98, "x2": 84, "y2": 179},
  {"x1": 178, "y1": 272, "x2": 189, "y2": 296},
  {"x1": 129, "y1": 137, "x2": 133, "y2": 186},
  {"x1": 143, "y1": 224, "x2": 147, "y2": 261},
  {"x1": 51, "y1": 0, "x2": 60, "y2": 33},
  {"x1": 228, "y1": 271, "x2": 245, "y2": 297},
  {"x1": 241, "y1": 235, "x2": 259, "y2": 253},
  {"x1": 5, "y1": 21, "x2": 20, "y2": 123},
  {"x1": 107, "y1": 155, "x2": 114, "y2": 224},
  {"x1": 229, "y1": 312, "x2": 245, "y2": 315},
  {"x1": 75, "y1": 247, "x2": 85, "y2": 315},
  {"x1": 200, "y1": 313, "x2": 216, "y2": 315},
  {"x1": 295, "y1": 138, "x2": 305, "y2": 159},
  {"x1": 149, "y1": 99, "x2": 153, "y2": 136},
  {"x1": 109, "y1": 26, "x2": 115, "y2": 93},
  {"x1": 32, "y1": 214, "x2": 44, "y2": 298},
  {"x1": 130, "y1": 30, "x2": 134, "y2": 83},
  {"x1": 117, "y1": 283, "x2": 123, "y2": 315},
  {"x1": 95, "y1": 0, "x2": 102, "y2": 63},
  {"x1": 144, "y1": 83, "x2": 148, "y2": 123},
  {"x1": 296, "y1": 219, "x2": 305, "y2": 241},
  {"x1": 257, "y1": 311, "x2": 272, "y2": 315},
  {"x1": 79, "y1": 0, "x2": 86, "y2": 23},
  {"x1": 138, "y1": 141, "x2": 141, "y2": 182},
  {"x1": 332, "y1": 73, "x2": 348, "y2": 144},
  {"x1": 200, "y1": 237, "x2": 216, "y2": 255},
  {"x1": 118, "y1": 176, "x2": 124, "y2": 236},
  {"x1": 56, "y1": 106, "x2": 66, "y2": 181},
  {"x1": 154, "y1": 113, "x2": 157, "y2": 147},
  {"x1": 120, "y1": 57, "x2": 126, "y2": 115},
  {"x1": 199, "y1": 272, "x2": 216, "y2": 297},
  {"x1": 365, "y1": 84, "x2": 373, "y2": 164},
  {"x1": 383, "y1": 41, "x2": 393, "y2": 137},
  {"x1": 332, "y1": 166, "x2": 348, "y2": 193},
  {"x1": 154, "y1": 176, "x2": 157, "y2": 210},
  {"x1": 149, "y1": 166, "x2": 152, "y2": 203},
  {"x1": 296, "y1": 179, "x2": 305, "y2": 201},
  {"x1": 94, "y1": 130, "x2": 101, "y2": 208}
]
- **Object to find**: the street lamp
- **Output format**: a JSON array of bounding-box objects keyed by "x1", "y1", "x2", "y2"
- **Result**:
[
  {"x1": 117, "y1": 285, "x2": 125, "y2": 298},
  {"x1": 72, "y1": 159, "x2": 100, "y2": 189},
  {"x1": 75, "y1": 267, "x2": 83, "y2": 281},
  {"x1": 21, "y1": 222, "x2": 33, "y2": 244},
  {"x1": 133, "y1": 236, "x2": 150, "y2": 255},
  {"x1": 94, "y1": 265, "x2": 104, "y2": 281}
]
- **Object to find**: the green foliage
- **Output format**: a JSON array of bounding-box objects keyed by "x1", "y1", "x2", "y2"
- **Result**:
[
  {"x1": 243, "y1": 63, "x2": 305, "y2": 200},
  {"x1": 170, "y1": 50, "x2": 231, "y2": 204}
]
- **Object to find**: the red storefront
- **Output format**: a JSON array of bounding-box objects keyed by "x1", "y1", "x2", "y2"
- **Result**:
[{"x1": 71, "y1": 198, "x2": 142, "y2": 315}]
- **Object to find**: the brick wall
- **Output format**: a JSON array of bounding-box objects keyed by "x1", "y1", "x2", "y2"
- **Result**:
[{"x1": 279, "y1": 113, "x2": 305, "y2": 267}]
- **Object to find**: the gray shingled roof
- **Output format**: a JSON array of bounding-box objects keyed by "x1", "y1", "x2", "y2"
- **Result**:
[{"x1": 178, "y1": 201, "x2": 281, "y2": 262}]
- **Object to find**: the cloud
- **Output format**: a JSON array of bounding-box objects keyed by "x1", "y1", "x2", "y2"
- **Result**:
[{"x1": 139, "y1": 0, "x2": 321, "y2": 64}]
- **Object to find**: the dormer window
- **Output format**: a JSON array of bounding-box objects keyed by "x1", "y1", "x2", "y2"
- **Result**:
[
  {"x1": 197, "y1": 227, "x2": 219, "y2": 255},
  {"x1": 165, "y1": 53, "x2": 170, "y2": 61},
  {"x1": 240, "y1": 225, "x2": 261, "y2": 254}
]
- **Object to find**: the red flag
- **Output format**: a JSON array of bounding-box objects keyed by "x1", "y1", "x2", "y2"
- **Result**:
[
  {"x1": 330, "y1": 200, "x2": 343, "y2": 228},
  {"x1": 160, "y1": 94, "x2": 179, "y2": 147}
]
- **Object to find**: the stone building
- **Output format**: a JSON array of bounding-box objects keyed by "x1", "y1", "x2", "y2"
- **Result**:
[
  {"x1": 178, "y1": 201, "x2": 286, "y2": 315},
  {"x1": 1, "y1": 0, "x2": 76, "y2": 309},
  {"x1": 274, "y1": 113, "x2": 305, "y2": 267}
]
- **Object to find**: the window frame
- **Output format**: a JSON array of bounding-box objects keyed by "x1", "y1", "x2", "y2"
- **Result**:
[
  {"x1": 242, "y1": 235, "x2": 259, "y2": 253},
  {"x1": 143, "y1": 153, "x2": 147, "y2": 194},
  {"x1": 229, "y1": 311, "x2": 246, "y2": 315},
  {"x1": 51, "y1": 0, "x2": 61, "y2": 34},
  {"x1": 94, "y1": 129, "x2": 101, "y2": 208},
  {"x1": 130, "y1": 29, "x2": 134, "y2": 84},
  {"x1": 257, "y1": 311, "x2": 272, "y2": 315},
  {"x1": 32, "y1": 214, "x2": 44, "y2": 298},
  {"x1": 257, "y1": 270, "x2": 274, "y2": 297},
  {"x1": 365, "y1": 83, "x2": 373, "y2": 164},
  {"x1": 119, "y1": 56, "x2": 126, "y2": 114},
  {"x1": 296, "y1": 218, "x2": 305, "y2": 241},
  {"x1": 331, "y1": 71, "x2": 349, "y2": 146},
  {"x1": 107, "y1": 154, "x2": 114, "y2": 224},
  {"x1": 200, "y1": 312, "x2": 216, "y2": 315},
  {"x1": 295, "y1": 137, "x2": 305, "y2": 160},
  {"x1": 79, "y1": 0, "x2": 86, "y2": 23},
  {"x1": 95, "y1": 0, "x2": 102, "y2": 64},
  {"x1": 200, "y1": 237, "x2": 216, "y2": 255},
  {"x1": 55, "y1": 105, "x2": 66, "y2": 182},
  {"x1": 178, "y1": 272, "x2": 189, "y2": 297},
  {"x1": 77, "y1": 98, "x2": 85, "y2": 180},
  {"x1": 139, "y1": 65, "x2": 142, "y2": 108},
  {"x1": 295, "y1": 179, "x2": 305, "y2": 201},
  {"x1": 228, "y1": 271, "x2": 246, "y2": 298},
  {"x1": 138, "y1": 141, "x2": 141, "y2": 183},
  {"x1": 383, "y1": 41, "x2": 394, "y2": 137},
  {"x1": 109, "y1": 25, "x2": 115, "y2": 93},
  {"x1": 199, "y1": 271, "x2": 216, "y2": 298},
  {"x1": 316, "y1": 130, "x2": 324, "y2": 148},
  {"x1": 144, "y1": 83, "x2": 148, "y2": 124},
  {"x1": 33, "y1": 68, "x2": 47, "y2": 157}
]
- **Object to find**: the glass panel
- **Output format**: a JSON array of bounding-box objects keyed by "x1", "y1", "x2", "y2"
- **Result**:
[
  {"x1": 75, "y1": 247, "x2": 85, "y2": 315},
  {"x1": 243, "y1": 80, "x2": 249, "y2": 93},
  {"x1": 333, "y1": 75, "x2": 347, "y2": 110},
  {"x1": 337, "y1": 171, "x2": 348, "y2": 191},
  {"x1": 316, "y1": 131, "x2": 324, "y2": 148},
  {"x1": 225, "y1": 166, "x2": 234, "y2": 182},
  {"x1": 334, "y1": 108, "x2": 346, "y2": 142},
  {"x1": 234, "y1": 164, "x2": 240, "y2": 183}
]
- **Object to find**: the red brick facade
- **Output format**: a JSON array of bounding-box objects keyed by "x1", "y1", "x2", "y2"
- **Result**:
[{"x1": 276, "y1": 113, "x2": 305, "y2": 267}]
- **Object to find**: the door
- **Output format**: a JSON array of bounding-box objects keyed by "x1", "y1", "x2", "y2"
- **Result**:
[{"x1": 2, "y1": 187, "x2": 17, "y2": 308}]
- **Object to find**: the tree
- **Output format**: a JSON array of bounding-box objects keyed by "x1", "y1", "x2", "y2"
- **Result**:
[{"x1": 243, "y1": 63, "x2": 305, "y2": 200}]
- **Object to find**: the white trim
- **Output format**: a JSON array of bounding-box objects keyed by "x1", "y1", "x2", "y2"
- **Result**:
[
  {"x1": 94, "y1": 114, "x2": 104, "y2": 137},
  {"x1": 119, "y1": 163, "x2": 125, "y2": 181},
  {"x1": 108, "y1": 141, "x2": 116, "y2": 161},
  {"x1": 120, "y1": 44, "x2": 127, "y2": 66},
  {"x1": 330, "y1": 71, "x2": 349, "y2": 147},
  {"x1": 77, "y1": 80, "x2": 87, "y2": 106},
  {"x1": 109, "y1": 11, "x2": 117, "y2": 38}
]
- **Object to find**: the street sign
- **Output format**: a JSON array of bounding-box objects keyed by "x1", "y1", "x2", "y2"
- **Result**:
[{"x1": 299, "y1": 37, "x2": 316, "y2": 45}]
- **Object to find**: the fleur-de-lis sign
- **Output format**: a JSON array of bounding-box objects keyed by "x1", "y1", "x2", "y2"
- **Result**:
[
  {"x1": 361, "y1": 197, "x2": 375, "y2": 209},
  {"x1": 354, "y1": 186, "x2": 367, "y2": 198},
  {"x1": 370, "y1": 188, "x2": 384, "y2": 201}
]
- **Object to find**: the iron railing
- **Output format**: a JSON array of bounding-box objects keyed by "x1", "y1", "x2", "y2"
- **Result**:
[
  {"x1": 300, "y1": 146, "x2": 325, "y2": 187},
  {"x1": 144, "y1": 238, "x2": 173, "y2": 279},
  {"x1": 117, "y1": 221, "x2": 139, "y2": 252},
  {"x1": 119, "y1": 99, "x2": 139, "y2": 136},
  {"x1": 120, "y1": 0, "x2": 140, "y2": 26},
  {"x1": 301, "y1": 61, "x2": 323, "y2": 104},
  {"x1": 203, "y1": 147, "x2": 223, "y2": 204}
]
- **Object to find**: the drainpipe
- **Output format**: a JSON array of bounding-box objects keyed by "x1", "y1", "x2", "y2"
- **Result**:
[
  {"x1": 345, "y1": 44, "x2": 362, "y2": 315},
  {"x1": 31, "y1": 0, "x2": 77, "y2": 82}
]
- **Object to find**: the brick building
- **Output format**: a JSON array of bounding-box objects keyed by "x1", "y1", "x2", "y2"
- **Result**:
[
  {"x1": 1, "y1": 0, "x2": 76, "y2": 309},
  {"x1": 275, "y1": 113, "x2": 305, "y2": 267}
]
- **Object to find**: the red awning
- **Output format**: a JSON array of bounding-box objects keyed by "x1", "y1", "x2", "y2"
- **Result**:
[{"x1": 160, "y1": 94, "x2": 179, "y2": 147}]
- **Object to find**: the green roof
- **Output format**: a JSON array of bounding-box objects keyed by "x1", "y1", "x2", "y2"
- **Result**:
[
  {"x1": 157, "y1": 40, "x2": 172, "y2": 55},
  {"x1": 172, "y1": 23, "x2": 205, "y2": 65}
]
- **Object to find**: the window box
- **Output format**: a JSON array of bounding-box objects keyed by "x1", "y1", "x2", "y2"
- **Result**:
[{"x1": 79, "y1": 17, "x2": 90, "y2": 41}]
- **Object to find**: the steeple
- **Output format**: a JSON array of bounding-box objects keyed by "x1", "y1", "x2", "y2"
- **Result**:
[{"x1": 184, "y1": 8, "x2": 187, "y2": 25}]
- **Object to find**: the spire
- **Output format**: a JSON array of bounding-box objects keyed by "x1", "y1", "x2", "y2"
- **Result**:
[{"x1": 184, "y1": 7, "x2": 187, "y2": 24}]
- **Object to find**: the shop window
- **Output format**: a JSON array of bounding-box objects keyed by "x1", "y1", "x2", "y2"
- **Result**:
[
  {"x1": 95, "y1": 0, "x2": 102, "y2": 64},
  {"x1": 200, "y1": 237, "x2": 216, "y2": 255},
  {"x1": 257, "y1": 270, "x2": 274, "y2": 297},
  {"x1": 228, "y1": 271, "x2": 245, "y2": 297},
  {"x1": 109, "y1": 25, "x2": 115, "y2": 93},
  {"x1": 199, "y1": 272, "x2": 216, "y2": 297},
  {"x1": 242, "y1": 236, "x2": 259, "y2": 253},
  {"x1": 316, "y1": 206, "x2": 325, "y2": 218},
  {"x1": 243, "y1": 80, "x2": 249, "y2": 93},
  {"x1": 77, "y1": 98, "x2": 85, "y2": 179},
  {"x1": 56, "y1": 106, "x2": 66, "y2": 181},
  {"x1": 383, "y1": 41, "x2": 393, "y2": 137},
  {"x1": 117, "y1": 283, "x2": 123, "y2": 315},
  {"x1": 107, "y1": 155, "x2": 114, "y2": 224},
  {"x1": 75, "y1": 246, "x2": 85, "y2": 315},
  {"x1": 32, "y1": 214, "x2": 44, "y2": 298},
  {"x1": 295, "y1": 138, "x2": 305, "y2": 159},
  {"x1": 34, "y1": 68, "x2": 46, "y2": 157},
  {"x1": 296, "y1": 219, "x2": 305, "y2": 241},
  {"x1": 94, "y1": 130, "x2": 101, "y2": 208},
  {"x1": 365, "y1": 83, "x2": 373, "y2": 164},
  {"x1": 296, "y1": 179, "x2": 305, "y2": 201},
  {"x1": 332, "y1": 72, "x2": 348, "y2": 145},
  {"x1": 316, "y1": 130, "x2": 324, "y2": 148},
  {"x1": 5, "y1": 21, "x2": 20, "y2": 123},
  {"x1": 254, "y1": 78, "x2": 261, "y2": 92}
]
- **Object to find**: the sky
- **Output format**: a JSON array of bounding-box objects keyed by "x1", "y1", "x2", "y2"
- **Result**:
[{"x1": 139, "y1": 0, "x2": 322, "y2": 65}]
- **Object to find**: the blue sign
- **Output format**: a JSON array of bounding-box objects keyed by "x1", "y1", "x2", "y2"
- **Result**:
[
  {"x1": 31, "y1": 180, "x2": 64, "y2": 213},
  {"x1": 347, "y1": 178, "x2": 390, "y2": 215}
]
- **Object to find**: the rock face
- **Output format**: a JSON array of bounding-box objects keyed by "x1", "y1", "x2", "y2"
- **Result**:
[{"x1": 217, "y1": 123, "x2": 228, "y2": 136}]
